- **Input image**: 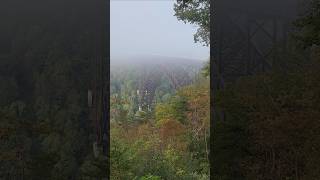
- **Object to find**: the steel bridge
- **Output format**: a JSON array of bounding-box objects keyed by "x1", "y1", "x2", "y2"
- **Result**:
[
  {"x1": 136, "y1": 61, "x2": 201, "y2": 112},
  {"x1": 212, "y1": 0, "x2": 302, "y2": 89},
  {"x1": 210, "y1": 0, "x2": 303, "y2": 176}
]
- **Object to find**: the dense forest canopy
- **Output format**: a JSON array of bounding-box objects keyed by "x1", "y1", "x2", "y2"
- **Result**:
[{"x1": 110, "y1": 56, "x2": 210, "y2": 179}]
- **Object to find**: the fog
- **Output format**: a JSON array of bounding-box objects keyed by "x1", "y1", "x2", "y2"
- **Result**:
[{"x1": 110, "y1": 0, "x2": 209, "y2": 61}]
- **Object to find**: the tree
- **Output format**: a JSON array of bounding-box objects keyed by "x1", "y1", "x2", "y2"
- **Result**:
[
  {"x1": 155, "y1": 96, "x2": 187, "y2": 125},
  {"x1": 294, "y1": 0, "x2": 320, "y2": 48},
  {"x1": 201, "y1": 60, "x2": 210, "y2": 78},
  {"x1": 174, "y1": 0, "x2": 210, "y2": 46}
]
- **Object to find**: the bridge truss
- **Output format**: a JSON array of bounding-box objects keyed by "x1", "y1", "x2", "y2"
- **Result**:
[
  {"x1": 136, "y1": 62, "x2": 201, "y2": 112},
  {"x1": 212, "y1": 0, "x2": 301, "y2": 89}
]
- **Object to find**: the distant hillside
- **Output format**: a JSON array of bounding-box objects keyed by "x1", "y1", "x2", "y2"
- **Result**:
[
  {"x1": 111, "y1": 55, "x2": 205, "y2": 69},
  {"x1": 110, "y1": 55, "x2": 206, "y2": 99}
]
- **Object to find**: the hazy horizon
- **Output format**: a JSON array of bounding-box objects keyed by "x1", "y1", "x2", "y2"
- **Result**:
[{"x1": 111, "y1": 0, "x2": 209, "y2": 61}]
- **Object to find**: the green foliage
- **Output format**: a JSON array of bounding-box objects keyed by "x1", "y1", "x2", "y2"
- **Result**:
[
  {"x1": 139, "y1": 174, "x2": 162, "y2": 180},
  {"x1": 201, "y1": 60, "x2": 210, "y2": 78},
  {"x1": 111, "y1": 70, "x2": 210, "y2": 179},
  {"x1": 155, "y1": 96, "x2": 187, "y2": 125},
  {"x1": 212, "y1": 45, "x2": 320, "y2": 179},
  {"x1": 174, "y1": 0, "x2": 210, "y2": 46},
  {"x1": 80, "y1": 155, "x2": 109, "y2": 179},
  {"x1": 294, "y1": 0, "x2": 320, "y2": 48}
]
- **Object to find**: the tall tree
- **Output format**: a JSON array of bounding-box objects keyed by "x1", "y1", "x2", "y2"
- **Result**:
[{"x1": 174, "y1": 0, "x2": 210, "y2": 46}]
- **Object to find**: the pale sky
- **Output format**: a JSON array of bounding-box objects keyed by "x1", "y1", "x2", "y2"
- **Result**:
[{"x1": 111, "y1": 0, "x2": 209, "y2": 61}]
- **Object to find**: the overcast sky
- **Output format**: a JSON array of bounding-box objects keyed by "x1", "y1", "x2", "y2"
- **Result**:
[{"x1": 111, "y1": 0, "x2": 209, "y2": 61}]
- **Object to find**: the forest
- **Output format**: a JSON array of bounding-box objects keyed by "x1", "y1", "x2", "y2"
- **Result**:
[
  {"x1": 0, "y1": 0, "x2": 319, "y2": 179},
  {"x1": 110, "y1": 57, "x2": 210, "y2": 179}
]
